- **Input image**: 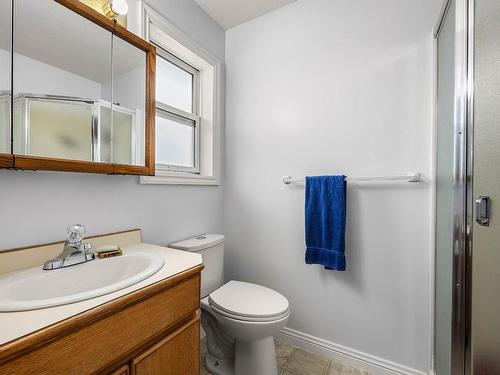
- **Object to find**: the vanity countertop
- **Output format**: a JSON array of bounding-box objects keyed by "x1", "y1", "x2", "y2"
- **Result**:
[{"x1": 0, "y1": 243, "x2": 202, "y2": 345}]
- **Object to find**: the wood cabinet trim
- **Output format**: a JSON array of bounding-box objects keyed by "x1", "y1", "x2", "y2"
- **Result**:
[
  {"x1": 13, "y1": 155, "x2": 114, "y2": 174},
  {"x1": 112, "y1": 163, "x2": 153, "y2": 176},
  {"x1": 0, "y1": 264, "x2": 203, "y2": 365},
  {"x1": 144, "y1": 47, "x2": 156, "y2": 176},
  {"x1": 109, "y1": 363, "x2": 130, "y2": 375},
  {"x1": 55, "y1": 0, "x2": 152, "y2": 53},
  {"x1": 0, "y1": 273, "x2": 201, "y2": 374},
  {"x1": 131, "y1": 316, "x2": 200, "y2": 367},
  {"x1": 0, "y1": 154, "x2": 13, "y2": 168},
  {"x1": 97, "y1": 311, "x2": 197, "y2": 375},
  {"x1": 130, "y1": 317, "x2": 200, "y2": 375},
  {"x1": 98, "y1": 313, "x2": 199, "y2": 375}
]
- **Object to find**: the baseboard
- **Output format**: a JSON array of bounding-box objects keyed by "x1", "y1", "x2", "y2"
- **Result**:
[{"x1": 276, "y1": 327, "x2": 429, "y2": 375}]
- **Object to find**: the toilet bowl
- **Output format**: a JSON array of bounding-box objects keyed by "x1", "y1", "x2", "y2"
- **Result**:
[
  {"x1": 202, "y1": 281, "x2": 290, "y2": 375},
  {"x1": 169, "y1": 235, "x2": 290, "y2": 375}
]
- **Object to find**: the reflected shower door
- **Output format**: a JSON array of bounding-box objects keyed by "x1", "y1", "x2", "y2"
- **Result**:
[{"x1": 435, "y1": 1, "x2": 456, "y2": 374}]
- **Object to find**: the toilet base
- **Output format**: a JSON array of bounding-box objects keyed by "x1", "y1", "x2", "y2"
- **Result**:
[
  {"x1": 205, "y1": 353, "x2": 234, "y2": 375},
  {"x1": 234, "y1": 336, "x2": 277, "y2": 375},
  {"x1": 205, "y1": 336, "x2": 278, "y2": 375}
]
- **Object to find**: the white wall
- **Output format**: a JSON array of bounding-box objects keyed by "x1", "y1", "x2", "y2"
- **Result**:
[
  {"x1": 129, "y1": 0, "x2": 225, "y2": 60},
  {"x1": 0, "y1": 0, "x2": 225, "y2": 250},
  {"x1": 225, "y1": 0, "x2": 440, "y2": 372},
  {"x1": 0, "y1": 48, "x2": 102, "y2": 99},
  {"x1": 9, "y1": 50, "x2": 103, "y2": 99},
  {"x1": 0, "y1": 50, "x2": 9, "y2": 92}
]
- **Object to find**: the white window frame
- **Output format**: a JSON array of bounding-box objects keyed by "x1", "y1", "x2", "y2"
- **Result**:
[
  {"x1": 154, "y1": 48, "x2": 200, "y2": 174},
  {"x1": 139, "y1": 2, "x2": 222, "y2": 185}
]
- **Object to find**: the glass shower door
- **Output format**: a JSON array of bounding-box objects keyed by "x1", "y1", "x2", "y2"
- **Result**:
[{"x1": 435, "y1": 1, "x2": 457, "y2": 374}]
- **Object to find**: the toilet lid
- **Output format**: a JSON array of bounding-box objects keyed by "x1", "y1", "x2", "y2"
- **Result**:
[{"x1": 208, "y1": 281, "x2": 289, "y2": 320}]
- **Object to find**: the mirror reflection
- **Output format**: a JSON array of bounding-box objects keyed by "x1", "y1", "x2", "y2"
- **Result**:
[
  {"x1": 108, "y1": 35, "x2": 146, "y2": 166},
  {"x1": 0, "y1": 0, "x2": 11, "y2": 154},
  {"x1": 12, "y1": 0, "x2": 147, "y2": 166}
]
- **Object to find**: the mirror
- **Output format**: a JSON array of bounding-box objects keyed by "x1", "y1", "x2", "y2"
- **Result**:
[
  {"x1": 106, "y1": 35, "x2": 147, "y2": 166},
  {"x1": 0, "y1": 0, "x2": 11, "y2": 157},
  {"x1": 10, "y1": 0, "x2": 155, "y2": 175},
  {"x1": 13, "y1": 0, "x2": 111, "y2": 163}
]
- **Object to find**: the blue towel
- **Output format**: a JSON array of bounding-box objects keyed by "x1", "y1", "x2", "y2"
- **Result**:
[{"x1": 305, "y1": 175, "x2": 347, "y2": 271}]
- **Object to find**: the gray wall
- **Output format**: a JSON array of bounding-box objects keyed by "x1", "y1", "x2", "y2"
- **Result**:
[
  {"x1": 0, "y1": 0, "x2": 225, "y2": 250},
  {"x1": 224, "y1": 0, "x2": 440, "y2": 371},
  {"x1": 141, "y1": 0, "x2": 225, "y2": 60}
]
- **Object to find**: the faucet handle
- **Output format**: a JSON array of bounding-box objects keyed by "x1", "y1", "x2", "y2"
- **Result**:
[{"x1": 66, "y1": 224, "x2": 86, "y2": 244}]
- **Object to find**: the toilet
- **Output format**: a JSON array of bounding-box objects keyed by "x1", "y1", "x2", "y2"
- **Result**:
[{"x1": 169, "y1": 234, "x2": 290, "y2": 375}]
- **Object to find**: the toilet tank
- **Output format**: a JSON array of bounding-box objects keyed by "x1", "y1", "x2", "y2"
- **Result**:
[{"x1": 169, "y1": 234, "x2": 225, "y2": 298}]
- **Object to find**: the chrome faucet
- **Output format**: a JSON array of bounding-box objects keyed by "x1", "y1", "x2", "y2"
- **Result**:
[{"x1": 43, "y1": 224, "x2": 95, "y2": 270}]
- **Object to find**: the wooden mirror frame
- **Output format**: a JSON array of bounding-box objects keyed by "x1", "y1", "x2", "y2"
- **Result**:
[
  {"x1": 6, "y1": 0, "x2": 156, "y2": 176},
  {"x1": 0, "y1": 155, "x2": 13, "y2": 169},
  {"x1": 0, "y1": 0, "x2": 13, "y2": 170}
]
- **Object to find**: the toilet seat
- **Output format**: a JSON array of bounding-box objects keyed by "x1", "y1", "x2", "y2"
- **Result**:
[
  {"x1": 210, "y1": 303, "x2": 290, "y2": 322},
  {"x1": 208, "y1": 281, "x2": 290, "y2": 322}
]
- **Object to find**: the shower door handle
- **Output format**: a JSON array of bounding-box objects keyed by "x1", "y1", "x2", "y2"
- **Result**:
[{"x1": 476, "y1": 196, "x2": 490, "y2": 226}]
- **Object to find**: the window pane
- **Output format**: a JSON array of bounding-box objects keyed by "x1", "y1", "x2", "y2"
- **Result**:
[
  {"x1": 156, "y1": 56, "x2": 193, "y2": 113},
  {"x1": 156, "y1": 115, "x2": 195, "y2": 168},
  {"x1": 112, "y1": 35, "x2": 146, "y2": 166}
]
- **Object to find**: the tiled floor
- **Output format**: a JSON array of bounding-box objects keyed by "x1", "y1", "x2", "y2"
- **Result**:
[{"x1": 200, "y1": 338, "x2": 370, "y2": 375}]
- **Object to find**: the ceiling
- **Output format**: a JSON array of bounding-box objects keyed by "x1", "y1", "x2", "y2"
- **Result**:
[{"x1": 194, "y1": 0, "x2": 297, "y2": 30}]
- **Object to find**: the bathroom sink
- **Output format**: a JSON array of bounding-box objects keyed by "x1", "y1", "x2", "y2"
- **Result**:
[{"x1": 0, "y1": 252, "x2": 165, "y2": 312}]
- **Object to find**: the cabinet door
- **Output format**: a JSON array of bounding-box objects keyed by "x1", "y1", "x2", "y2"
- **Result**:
[
  {"x1": 10, "y1": 0, "x2": 155, "y2": 176},
  {"x1": 132, "y1": 318, "x2": 200, "y2": 375},
  {"x1": 109, "y1": 364, "x2": 130, "y2": 375}
]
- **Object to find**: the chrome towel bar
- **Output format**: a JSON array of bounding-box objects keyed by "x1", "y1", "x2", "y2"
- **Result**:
[{"x1": 282, "y1": 173, "x2": 421, "y2": 185}]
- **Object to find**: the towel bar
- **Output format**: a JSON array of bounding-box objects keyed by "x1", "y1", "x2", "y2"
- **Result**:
[{"x1": 282, "y1": 173, "x2": 421, "y2": 185}]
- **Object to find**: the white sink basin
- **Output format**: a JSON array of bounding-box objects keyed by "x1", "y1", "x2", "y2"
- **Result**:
[{"x1": 0, "y1": 252, "x2": 165, "y2": 312}]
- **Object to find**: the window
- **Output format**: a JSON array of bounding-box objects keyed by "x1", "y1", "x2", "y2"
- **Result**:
[
  {"x1": 140, "y1": 4, "x2": 222, "y2": 185},
  {"x1": 155, "y1": 49, "x2": 200, "y2": 173}
]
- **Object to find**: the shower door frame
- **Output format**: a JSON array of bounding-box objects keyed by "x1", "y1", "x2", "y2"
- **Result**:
[{"x1": 433, "y1": 0, "x2": 474, "y2": 374}]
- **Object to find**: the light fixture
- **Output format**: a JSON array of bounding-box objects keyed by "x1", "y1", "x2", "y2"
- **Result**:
[
  {"x1": 103, "y1": 0, "x2": 128, "y2": 17},
  {"x1": 80, "y1": 0, "x2": 128, "y2": 27}
]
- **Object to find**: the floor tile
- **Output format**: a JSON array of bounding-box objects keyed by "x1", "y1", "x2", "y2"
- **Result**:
[
  {"x1": 275, "y1": 339, "x2": 295, "y2": 367},
  {"x1": 200, "y1": 338, "x2": 212, "y2": 375},
  {"x1": 200, "y1": 364, "x2": 211, "y2": 375},
  {"x1": 339, "y1": 367, "x2": 355, "y2": 375},
  {"x1": 326, "y1": 360, "x2": 344, "y2": 375},
  {"x1": 200, "y1": 337, "x2": 370, "y2": 375},
  {"x1": 286, "y1": 349, "x2": 329, "y2": 375}
]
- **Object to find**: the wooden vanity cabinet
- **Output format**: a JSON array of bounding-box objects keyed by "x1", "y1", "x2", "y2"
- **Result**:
[
  {"x1": 131, "y1": 318, "x2": 200, "y2": 375},
  {"x1": 0, "y1": 265, "x2": 203, "y2": 375},
  {"x1": 110, "y1": 364, "x2": 130, "y2": 375}
]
